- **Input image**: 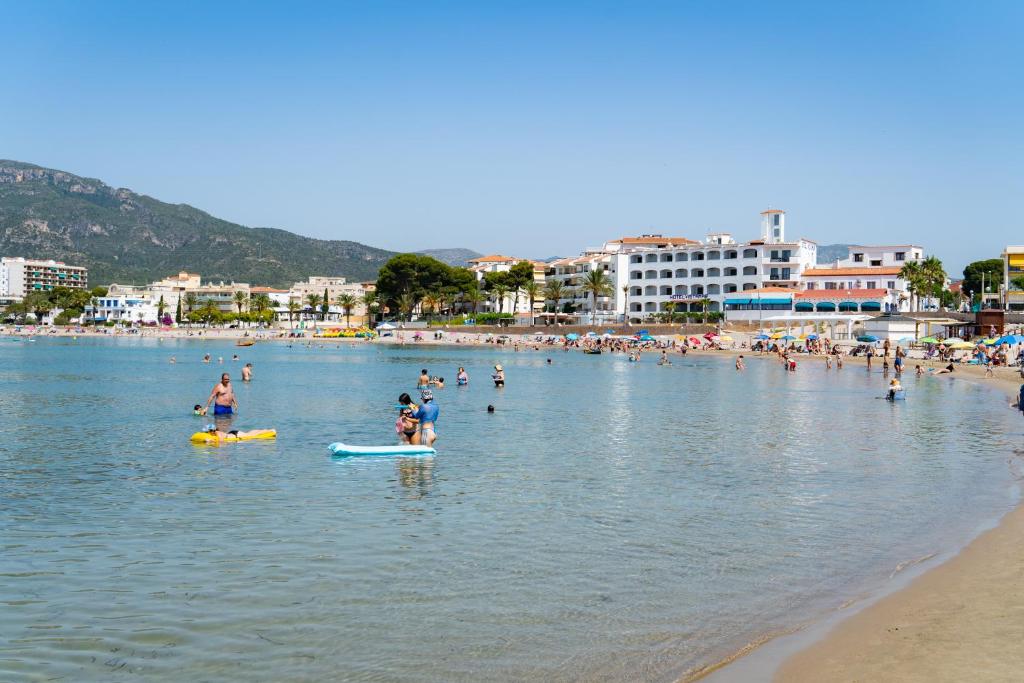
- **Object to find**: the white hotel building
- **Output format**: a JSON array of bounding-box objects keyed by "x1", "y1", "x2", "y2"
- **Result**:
[{"x1": 614, "y1": 210, "x2": 817, "y2": 321}]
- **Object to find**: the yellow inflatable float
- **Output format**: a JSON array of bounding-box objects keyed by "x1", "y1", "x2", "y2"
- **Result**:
[{"x1": 190, "y1": 429, "x2": 277, "y2": 445}]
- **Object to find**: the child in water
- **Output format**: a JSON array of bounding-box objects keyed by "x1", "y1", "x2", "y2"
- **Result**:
[{"x1": 396, "y1": 407, "x2": 419, "y2": 444}]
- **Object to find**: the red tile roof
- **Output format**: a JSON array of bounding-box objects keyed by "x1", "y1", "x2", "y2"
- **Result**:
[
  {"x1": 801, "y1": 266, "x2": 902, "y2": 277},
  {"x1": 795, "y1": 288, "x2": 888, "y2": 300}
]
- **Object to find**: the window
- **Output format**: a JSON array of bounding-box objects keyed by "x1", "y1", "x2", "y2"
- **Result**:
[
  {"x1": 895, "y1": 252, "x2": 905, "y2": 261},
  {"x1": 853, "y1": 253, "x2": 864, "y2": 263}
]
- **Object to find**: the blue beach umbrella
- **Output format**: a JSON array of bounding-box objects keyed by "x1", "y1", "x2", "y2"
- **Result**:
[{"x1": 995, "y1": 334, "x2": 1024, "y2": 346}]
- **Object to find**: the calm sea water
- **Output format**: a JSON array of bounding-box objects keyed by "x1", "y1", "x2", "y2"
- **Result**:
[{"x1": 1, "y1": 338, "x2": 1020, "y2": 682}]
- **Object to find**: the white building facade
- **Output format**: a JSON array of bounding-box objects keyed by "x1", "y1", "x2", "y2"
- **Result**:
[{"x1": 617, "y1": 211, "x2": 817, "y2": 321}]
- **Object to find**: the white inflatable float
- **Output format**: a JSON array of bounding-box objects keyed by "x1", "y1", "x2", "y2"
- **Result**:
[{"x1": 328, "y1": 442, "x2": 436, "y2": 457}]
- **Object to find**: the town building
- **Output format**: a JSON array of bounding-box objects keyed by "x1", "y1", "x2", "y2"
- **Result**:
[
  {"x1": 1003, "y1": 245, "x2": 1024, "y2": 311},
  {"x1": 799, "y1": 244, "x2": 923, "y2": 312},
  {"x1": 467, "y1": 255, "x2": 546, "y2": 317},
  {"x1": 0, "y1": 257, "x2": 88, "y2": 298},
  {"x1": 616, "y1": 210, "x2": 817, "y2": 322}
]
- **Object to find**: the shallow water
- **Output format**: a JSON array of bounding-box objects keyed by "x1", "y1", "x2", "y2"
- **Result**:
[{"x1": 0, "y1": 338, "x2": 1019, "y2": 682}]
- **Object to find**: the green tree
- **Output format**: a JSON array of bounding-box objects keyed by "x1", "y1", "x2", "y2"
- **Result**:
[
  {"x1": 233, "y1": 290, "x2": 247, "y2": 315},
  {"x1": 335, "y1": 292, "x2": 358, "y2": 327},
  {"x1": 962, "y1": 259, "x2": 1003, "y2": 300},
  {"x1": 305, "y1": 293, "x2": 323, "y2": 323},
  {"x1": 698, "y1": 297, "x2": 713, "y2": 324},
  {"x1": 543, "y1": 280, "x2": 565, "y2": 316},
  {"x1": 361, "y1": 290, "x2": 378, "y2": 325},
  {"x1": 376, "y1": 254, "x2": 452, "y2": 315},
  {"x1": 898, "y1": 261, "x2": 923, "y2": 312},
  {"x1": 24, "y1": 292, "x2": 53, "y2": 323},
  {"x1": 287, "y1": 301, "x2": 301, "y2": 329},
  {"x1": 581, "y1": 269, "x2": 613, "y2": 325},
  {"x1": 184, "y1": 292, "x2": 199, "y2": 328},
  {"x1": 522, "y1": 280, "x2": 540, "y2": 325}
]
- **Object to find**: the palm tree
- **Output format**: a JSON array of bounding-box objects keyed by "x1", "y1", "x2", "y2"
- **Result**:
[
  {"x1": 919, "y1": 256, "x2": 946, "y2": 310},
  {"x1": 397, "y1": 292, "x2": 416, "y2": 321},
  {"x1": 233, "y1": 291, "x2": 247, "y2": 315},
  {"x1": 286, "y1": 301, "x2": 301, "y2": 330},
  {"x1": 544, "y1": 280, "x2": 565, "y2": 317},
  {"x1": 522, "y1": 281, "x2": 540, "y2": 326},
  {"x1": 335, "y1": 292, "x2": 358, "y2": 327},
  {"x1": 898, "y1": 261, "x2": 923, "y2": 312},
  {"x1": 464, "y1": 288, "x2": 483, "y2": 315},
  {"x1": 184, "y1": 292, "x2": 199, "y2": 328},
  {"x1": 361, "y1": 290, "x2": 378, "y2": 326},
  {"x1": 581, "y1": 269, "x2": 613, "y2": 325},
  {"x1": 491, "y1": 283, "x2": 509, "y2": 314},
  {"x1": 305, "y1": 293, "x2": 322, "y2": 323},
  {"x1": 698, "y1": 297, "x2": 712, "y2": 324}
]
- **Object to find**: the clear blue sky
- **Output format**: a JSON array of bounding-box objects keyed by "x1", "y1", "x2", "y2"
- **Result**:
[{"x1": 2, "y1": 1, "x2": 1020, "y2": 275}]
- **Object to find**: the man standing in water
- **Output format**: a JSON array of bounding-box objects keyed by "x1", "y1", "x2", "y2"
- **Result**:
[
  {"x1": 205, "y1": 373, "x2": 238, "y2": 416},
  {"x1": 414, "y1": 389, "x2": 439, "y2": 447}
]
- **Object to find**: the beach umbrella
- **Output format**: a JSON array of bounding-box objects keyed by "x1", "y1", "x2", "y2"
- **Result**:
[
  {"x1": 996, "y1": 334, "x2": 1024, "y2": 346},
  {"x1": 918, "y1": 336, "x2": 939, "y2": 344},
  {"x1": 856, "y1": 335, "x2": 879, "y2": 343}
]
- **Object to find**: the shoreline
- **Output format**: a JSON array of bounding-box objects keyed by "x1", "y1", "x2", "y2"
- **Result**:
[{"x1": 8, "y1": 327, "x2": 1024, "y2": 680}]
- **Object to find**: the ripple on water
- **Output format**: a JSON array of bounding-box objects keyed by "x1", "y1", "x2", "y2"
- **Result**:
[{"x1": 0, "y1": 339, "x2": 1018, "y2": 682}]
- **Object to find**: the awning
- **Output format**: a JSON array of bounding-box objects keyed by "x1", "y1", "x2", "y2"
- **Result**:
[{"x1": 724, "y1": 298, "x2": 751, "y2": 305}]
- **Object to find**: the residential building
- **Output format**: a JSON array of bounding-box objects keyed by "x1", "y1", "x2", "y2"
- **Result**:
[
  {"x1": 618, "y1": 210, "x2": 817, "y2": 321},
  {"x1": 1, "y1": 257, "x2": 88, "y2": 298},
  {"x1": 467, "y1": 255, "x2": 546, "y2": 316},
  {"x1": 1003, "y1": 246, "x2": 1024, "y2": 311},
  {"x1": 800, "y1": 244, "x2": 924, "y2": 312}
]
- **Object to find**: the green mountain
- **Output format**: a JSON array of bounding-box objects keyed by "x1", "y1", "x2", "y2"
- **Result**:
[
  {"x1": 416, "y1": 248, "x2": 482, "y2": 267},
  {"x1": 816, "y1": 244, "x2": 852, "y2": 264},
  {"x1": 0, "y1": 160, "x2": 400, "y2": 287}
]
